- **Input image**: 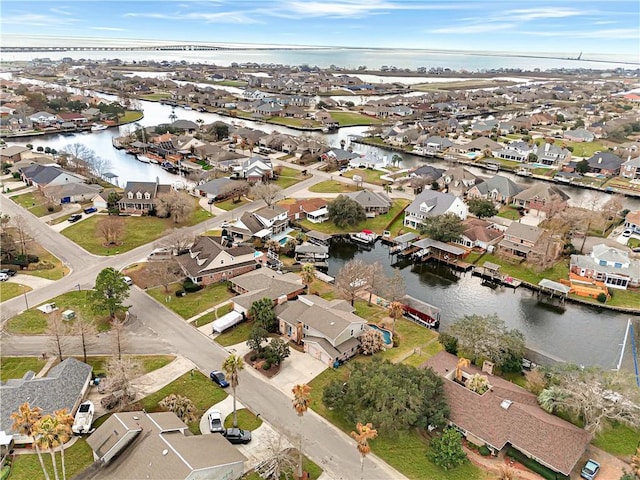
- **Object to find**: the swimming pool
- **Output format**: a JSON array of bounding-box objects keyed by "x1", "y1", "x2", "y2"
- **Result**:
[
  {"x1": 367, "y1": 324, "x2": 393, "y2": 345},
  {"x1": 279, "y1": 236, "x2": 294, "y2": 246},
  {"x1": 465, "y1": 152, "x2": 480, "y2": 159}
]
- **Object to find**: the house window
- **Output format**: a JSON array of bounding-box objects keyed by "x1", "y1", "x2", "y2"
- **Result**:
[
  {"x1": 144, "y1": 192, "x2": 151, "y2": 199},
  {"x1": 599, "y1": 260, "x2": 607, "y2": 266},
  {"x1": 128, "y1": 192, "x2": 133, "y2": 199},
  {"x1": 136, "y1": 192, "x2": 142, "y2": 199},
  {"x1": 350, "y1": 329, "x2": 353, "y2": 336},
  {"x1": 614, "y1": 263, "x2": 622, "y2": 269}
]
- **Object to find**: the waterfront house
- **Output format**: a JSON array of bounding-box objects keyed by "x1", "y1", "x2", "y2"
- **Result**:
[
  {"x1": 492, "y1": 140, "x2": 533, "y2": 163},
  {"x1": 563, "y1": 128, "x2": 595, "y2": 143},
  {"x1": 343, "y1": 190, "x2": 392, "y2": 217},
  {"x1": 57, "y1": 112, "x2": 88, "y2": 126},
  {"x1": 194, "y1": 177, "x2": 235, "y2": 201},
  {"x1": 452, "y1": 137, "x2": 502, "y2": 155},
  {"x1": 466, "y1": 175, "x2": 524, "y2": 205},
  {"x1": 404, "y1": 190, "x2": 468, "y2": 230},
  {"x1": 279, "y1": 198, "x2": 329, "y2": 223},
  {"x1": 28, "y1": 111, "x2": 59, "y2": 127},
  {"x1": 1, "y1": 358, "x2": 92, "y2": 444},
  {"x1": 624, "y1": 210, "x2": 640, "y2": 231},
  {"x1": 497, "y1": 222, "x2": 544, "y2": 260},
  {"x1": 570, "y1": 244, "x2": 640, "y2": 290},
  {"x1": 414, "y1": 136, "x2": 453, "y2": 155},
  {"x1": 230, "y1": 269, "x2": 304, "y2": 315},
  {"x1": 178, "y1": 236, "x2": 258, "y2": 285},
  {"x1": 456, "y1": 217, "x2": 504, "y2": 251},
  {"x1": 437, "y1": 166, "x2": 479, "y2": 196},
  {"x1": 117, "y1": 178, "x2": 172, "y2": 215},
  {"x1": 20, "y1": 164, "x2": 87, "y2": 189},
  {"x1": 320, "y1": 148, "x2": 360, "y2": 167},
  {"x1": 276, "y1": 295, "x2": 366, "y2": 366},
  {"x1": 512, "y1": 184, "x2": 569, "y2": 216},
  {"x1": 620, "y1": 156, "x2": 640, "y2": 180},
  {"x1": 86, "y1": 411, "x2": 246, "y2": 480},
  {"x1": 227, "y1": 205, "x2": 289, "y2": 242},
  {"x1": 534, "y1": 142, "x2": 571, "y2": 167},
  {"x1": 422, "y1": 351, "x2": 591, "y2": 478},
  {"x1": 582, "y1": 152, "x2": 624, "y2": 176},
  {"x1": 0, "y1": 145, "x2": 31, "y2": 164}
]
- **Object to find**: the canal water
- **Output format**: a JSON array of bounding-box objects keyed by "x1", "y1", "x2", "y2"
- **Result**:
[{"x1": 327, "y1": 239, "x2": 631, "y2": 369}]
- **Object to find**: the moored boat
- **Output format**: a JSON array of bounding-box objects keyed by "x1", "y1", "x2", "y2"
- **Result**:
[
  {"x1": 91, "y1": 124, "x2": 108, "y2": 132},
  {"x1": 350, "y1": 229, "x2": 378, "y2": 245}
]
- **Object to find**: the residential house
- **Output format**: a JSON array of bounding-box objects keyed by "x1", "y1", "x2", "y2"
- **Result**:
[
  {"x1": 57, "y1": 112, "x2": 88, "y2": 126},
  {"x1": 493, "y1": 141, "x2": 533, "y2": 163},
  {"x1": 466, "y1": 175, "x2": 524, "y2": 205},
  {"x1": 320, "y1": 148, "x2": 360, "y2": 167},
  {"x1": 512, "y1": 184, "x2": 570, "y2": 216},
  {"x1": 117, "y1": 178, "x2": 172, "y2": 215},
  {"x1": 624, "y1": 210, "x2": 640, "y2": 231},
  {"x1": 279, "y1": 198, "x2": 328, "y2": 223},
  {"x1": 276, "y1": 295, "x2": 366, "y2": 366},
  {"x1": 227, "y1": 205, "x2": 289, "y2": 242},
  {"x1": 534, "y1": 142, "x2": 571, "y2": 167},
  {"x1": 236, "y1": 156, "x2": 273, "y2": 182},
  {"x1": 343, "y1": 190, "x2": 392, "y2": 217},
  {"x1": 422, "y1": 351, "x2": 591, "y2": 478},
  {"x1": 620, "y1": 157, "x2": 640, "y2": 180},
  {"x1": 20, "y1": 164, "x2": 86, "y2": 189},
  {"x1": 404, "y1": 190, "x2": 468, "y2": 230},
  {"x1": 86, "y1": 411, "x2": 246, "y2": 480},
  {"x1": 452, "y1": 137, "x2": 502, "y2": 155},
  {"x1": 456, "y1": 218, "x2": 504, "y2": 251},
  {"x1": 583, "y1": 152, "x2": 624, "y2": 176},
  {"x1": 0, "y1": 145, "x2": 31, "y2": 164},
  {"x1": 497, "y1": 222, "x2": 544, "y2": 260},
  {"x1": 43, "y1": 182, "x2": 103, "y2": 204},
  {"x1": 414, "y1": 136, "x2": 453, "y2": 155},
  {"x1": 178, "y1": 236, "x2": 258, "y2": 285},
  {"x1": 437, "y1": 166, "x2": 479, "y2": 196},
  {"x1": 1, "y1": 358, "x2": 92, "y2": 443},
  {"x1": 194, "y1": 177, "x2": 235, "y2": 201},
  {"x1": 570, "y1": 244, "x2": 640, "y2": 290},
  {"x1": 28, "y1": 111, "x2": 58, "y2": 126},
  {"x1": 229, "y1": 269, "x2": 305, "y2": 315},
  {"x1": 563, "y1": 128, "x2": 595, "y2": 142}
]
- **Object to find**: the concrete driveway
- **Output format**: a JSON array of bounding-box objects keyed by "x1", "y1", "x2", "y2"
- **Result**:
[
  {"x1": 8, "y1": 274, "x2": 55, "y2": 290},
  {"x1": 571, "y1": 445, "x2": 629, "y2": 480}
]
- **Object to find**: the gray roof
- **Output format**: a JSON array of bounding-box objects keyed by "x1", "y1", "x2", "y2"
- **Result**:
[
  {"x1": 196, "y1": 177, "x2": 234, "y2": 196},
  {"x1": 405, "y1": 190, "x2": 459, "y2": 218},
  {"x1": 413, "y1": 165, "x2": 444, "y2": 180},
  {"x1": 513, "y1": 184, "x2": 570, "y2": 203},
  {"x1": 295, "y1": 244, "x2": 329, "y2": 255},
  {"x1": 460, "y1": 137, "x2": 502, "y2": 151},
  {"x1": 504, "y1": 222, "x2": 543, "y2": 243},
  {"x1": 591, "y1": 244, "x2": 631, "y2": 265},
  {"x1": 473, "y1": 175, "x2": 524, "y2": 198},
  {"x1": 170, "y1": 119, "x2": 199, "y2": 130},
  {"x1": 411, "y1": 238, "x2": 466, "y2": 256},
  {"x1": 1, "y1": 358, "x2": 92, "y2": 434},
  {"x1": 231, "y1": 269, "x2": 303, "y2": 309},
  {"x1": 586, "y1": 152, "x2": 624, "y2": 171},
  {"x1": 178, "y1": 236, "x2": 256, "y2": 277},
  {"x1": 21, "y1": 164, "x2": 84, "y2": 186},
  {"x1": 344, "y1": 190, "x2": 391, "y2": 209},
  {"x1": 0, "y1": 145, "x2": 31, "y2": 157},
  {"x1": 623, "y1": 157, "x2": 640, "y2": 167},
  {"x1": 571, "y1": 250, "x2": 640, "y2": 281},
  {"x1": 43, "y1": 182, "x2": 102, "y2": 200}
]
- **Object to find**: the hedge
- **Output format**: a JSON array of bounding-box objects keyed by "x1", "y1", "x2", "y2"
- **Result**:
[{"x1": 506, "y1": 447, "x2": 569, "y2": 480}]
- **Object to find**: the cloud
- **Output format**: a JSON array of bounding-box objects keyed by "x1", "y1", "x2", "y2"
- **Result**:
[
  {"x1": 524, "y1": 28, "x2": 640, "y2": 39},
  {"x1": 0, "y1": 13, "x2": 78, "y2": 26},
  {"x1": 49, "y1": 7, "x2": 73, "y2": 16},
  {"x1": 124, "y1": 10, "x2": 260, "y2": 24},
  {"x1": 504, "y1": 7, "x2": 586, "y2": 21},
  {"x1": 431, "y1": 23, "x2": 516, "y2": 34},
  {"x1": 91, "y1": 27, "x2": 126, "y2": 32}
]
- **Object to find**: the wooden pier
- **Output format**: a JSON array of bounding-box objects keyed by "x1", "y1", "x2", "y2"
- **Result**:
[{"x1": 472, "y1": 262, "x2": 522, "y2": 288}]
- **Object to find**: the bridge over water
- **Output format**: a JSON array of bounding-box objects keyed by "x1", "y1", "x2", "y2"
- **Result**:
[{"x1": 0, "y1": 44, "x2": 232, "y2": 52}]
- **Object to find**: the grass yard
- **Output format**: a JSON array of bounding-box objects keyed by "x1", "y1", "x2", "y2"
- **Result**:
[
  {"x1": 20, "y1": 240, "x2": 68, "y2": 280},
  {"x1": 5, "y1": 290, "x2": 116, "y2": 334},
  {"x1": 63, "y1": 206, "x2": 212, "y2": 255},
  {"x1": 0, "y1": 282, "x2": 32, "y2": 303},
  {"x1": 140, "y1": 371, "x2": 228, "y2": 434},
  {"x1": 8, "y1": 438, "x2": 94, "y2": 480},
  {"x1": 497, "y1": 206, "x2": 521, "y2": 221},
  {"x1": 267, "y1": 117, "x2": 322, "y2": 128},
  {"x1": 341, "y1": 168, "x2": 392, "y2": 186},
  {"x1": 77, "y1": 355, "x2": 176, "y2": 376},
  {"x1": 223, "y1": 408, "x2": 263, "y2": 430},
  {"x1": 368, "y1": 315, "x2": 440, "y2": 364},
  {"x1": 308, "y1": 180, "x2": 360, "y2": 193},
  {"x1": 215, "y1": 197, "x2": 251, "y2": 211},
  {"x1": 272, "y1": 166, "x2": 305, "y2": 189},
  {"x1": 592, "y1": 424, "x2": 640, "y2": 458},
  {"x1": 327, "y1": 111, "x2": 383, "y2": 126},
  {"x1": 215, "y1": 319, "x2": 254, "y2": 347},
  {"x1": 299, "y1": 199, "x2": 410, "y2": 236},
  {"x1": 0, "y1": 356, "x2": 46, "y2": 382},
  {"x1": 192, "y1": 302, "x2": 234, "y2": 328},
  {"x1": 117, "y1": 110, "x2": 144, "y2": 124},
  {"x1": 565, "y1": 141, "x2": 608, "y2": 158},
  {"x1": 140, "y1": 93, "x2": 171, "y2": 101},
  {"x1": 472, "y1": 254, "x2": 570, "y2": 285},
  {"x1": 146, "y1": 281, "x2": 235, "y2": 320},
  {"x1": 11, "y1": 191, "x2": 58, "y2": 217},
  {"x1": 572, "y1": 287, "x2": 640, "y2": 309}
]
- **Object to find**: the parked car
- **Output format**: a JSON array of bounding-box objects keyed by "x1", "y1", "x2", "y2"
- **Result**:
[
  {"x1": 0, "y1": 268, "x2": 17, "y2": 277},
  {"x1": 223, "y1": 427, "x2": 251, "y2": 444},
  {"x1": 581, "y1": 459, "x2": 600, "y2": 480},
  {"x1": 123, "y1": 276, "x2": 133, "y2": 286},
  {"x1": 208, "y1": 410, "x2": 224, "y2": 434},
  {"x1": 207, "y1": 198, "x2": 215, "y2": 205},
  {"x1": 209, "y1": 370, "x2": 229, "y2": 388},
  {"x1": 68, "y1": 214, "x2": 82, "y2": 223},
  {"x1": 622, "y1": 229, "x2": 633, "y2": 237},
  {"x1": 83, "y1": 207, "x2": 97, "y2": 214},
  {"x1": 0, "y1": 273, "x2": 9, "y2": 282}
]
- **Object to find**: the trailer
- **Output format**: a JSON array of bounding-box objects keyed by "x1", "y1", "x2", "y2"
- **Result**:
[
  {"x1": 212, "y1": 310, "x2": 244, "y2": 334},
  {"x1": 72, "y1": 401, "x2": 94, "y2": 435},
  {"x1": 401, "y1": 295, "x2": 441, "y2": 329}
]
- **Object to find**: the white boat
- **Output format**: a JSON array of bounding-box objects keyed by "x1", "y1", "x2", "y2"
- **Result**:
[
  {"x1": 72, "y1": 401, "x2": 94, "y2": 435},
  {"x1": 90, "y1": 124, "x2": 108, "y2": 132},
  {"x1": 516, "y1": 167, "x2": 533, "y2": 177},
  {"x1": 350, "y1": 230, "x2": 378, "y2": 245},
  {"x1": 137, "y1": 153, "x2": 152, "y2": 163}
]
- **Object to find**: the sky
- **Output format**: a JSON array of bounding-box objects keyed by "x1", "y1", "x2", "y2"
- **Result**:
[{"x1": 1, "y1": 0, "x2": 639, "y2": 56}]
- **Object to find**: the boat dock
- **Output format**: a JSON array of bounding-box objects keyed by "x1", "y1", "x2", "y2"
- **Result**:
[
  {"x1": 409, "y1": 238, "x2": 473, "y2": 272},
  {"x1": 472, "y1": 262, "x2": 522, "y2": 288}
]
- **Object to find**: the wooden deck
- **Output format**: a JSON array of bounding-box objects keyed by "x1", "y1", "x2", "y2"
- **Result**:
[{"x1": 472, "y1": 267, "x2": 522, "y2": 288}]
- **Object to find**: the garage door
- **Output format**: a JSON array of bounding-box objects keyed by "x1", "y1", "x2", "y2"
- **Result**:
[{"x1": 61, "y1": 197, "x2": 71, "y2": 204}]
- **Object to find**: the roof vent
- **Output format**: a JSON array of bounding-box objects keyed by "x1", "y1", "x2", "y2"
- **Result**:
[
  {"x1": 162, "y1": 449, "x2": 169, "y2": 456},
  {"x1": 500, "y1": 399, "x2": 513, "y2": 410},
  {"x1": 330, "y1": 321, "x2": 335, "y2": 326}
]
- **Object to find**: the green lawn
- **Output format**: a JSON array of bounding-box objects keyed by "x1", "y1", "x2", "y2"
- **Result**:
[
  {"x1": 215, "y1": 197, "x2": 250, "y2": 211},
  {"x1": 272, "y1": 167, "x2": 305, "y2": 189},
  {"x1": 308, "y1": 180, "x2": 360, "y2": 193},
  {"x1": 140, "y1": 371, "x2": 228, "y2": 434},
  {"x1": 592, "y1": 424, "x2": 640, "y2": 458},
  {"x1": 0, "y1": 356, "x2": 46, "y2": 382},
  {"x1": 192, "y1": 302, "x2": 234, "y2": 328},
  {"x1": 571, "y1": 287, "x2": 640, "y2": 309},
  {"x1": 328, "y1": 111, "x2": 383, "y2": 126},
  {"x1": 11, "y1": 191, "x2": 56, "y2": 217},
  {"x1": 6, "y1": 290, "x2": 116, "y2": 334},
  {"x1": 470, "y1": 254, "x2": 570, "y2": 285},
  {"x1": 267, "y1": 117, "x2": 322, "y2": 128},
  {"x1": 140, "y1": 93, "x2": 171, "y2": 101},
  {"x1": 117, "y1": 110, "x2": 144, "y2": 124},
  {"x1": 77, "y1": 355, "x2": 176, "y2": 376},
  {"x1": 9, "y1": 438, "x2": 94, "y2": 480},
  {"x1": 565, "y1": 141, "x2": 608, "y2": 158},
  {"x1": 223, "y1": 408, "x2": 263, "y2": 430},
  {"x1": 21, "y1": 241, "x2": 68, "y2": 280},
  {"x1": 63, "y1": 207, "x2": 212, "y2": 255},
  {"x1": 0, "y1": 282, "x2": 32, "y2": 303},
  {"x1": 146, "y1": 282, "x2": 235, "y2": 320},
  {"x1": 341, "y1": 168, "x2": 392, "y2": 186},
  {"x1": 299, "y1": 199, "x2": 410, "y2": 235},
  {"x1": 215, "y1": 319, "x2": 254, "y2": 347},
  {"x1": 497, "y1": 206, "x2": 521, "y2": 221}
]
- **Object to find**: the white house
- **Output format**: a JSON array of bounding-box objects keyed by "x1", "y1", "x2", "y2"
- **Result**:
[{"x1": 404, "y1": 190, "x2": 468, "y2": 230}]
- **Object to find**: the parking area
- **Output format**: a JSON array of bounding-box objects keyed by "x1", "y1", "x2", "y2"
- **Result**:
[{"x1": 571, "y1": 445, "x2": 628, "y2": 480}]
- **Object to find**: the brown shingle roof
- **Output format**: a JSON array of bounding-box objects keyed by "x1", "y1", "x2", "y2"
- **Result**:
[{"x1": 422, "y1": 352, "x2": 591, "y2": 476}]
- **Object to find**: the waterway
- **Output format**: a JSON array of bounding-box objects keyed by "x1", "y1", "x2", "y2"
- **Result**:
[{"x1": 327, "y1": 239, "x2": 631, "y2": 369}]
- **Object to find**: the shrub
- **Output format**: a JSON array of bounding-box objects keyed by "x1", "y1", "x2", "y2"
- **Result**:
[
  {"x1": 262, "y1": 362, "x2": 271, "y2": 370},
  {"x1": 392, "y1": 333, "x2": 400, "y2": 348},
  {"x1": 438, "y1": 333, "x2": 458, "y2": 355},
  {"x1": 506, "y1": 447, "x2": 568, "y2": 480},
  {"x1": 183, "y1": 280, "x2": 202, "y2": 293},
  {"x1": 249, "y1": 354, "x2": 257, "y2": 362},
  {"x1": 175, "y1": 290, "x2": 186, "y2": 297},
  {"x1": 478, "y1": 445, "x2": 491, "y2": 456},
  {"x1": 596, "y1": 293, "x2": 607, "y2": 303}
]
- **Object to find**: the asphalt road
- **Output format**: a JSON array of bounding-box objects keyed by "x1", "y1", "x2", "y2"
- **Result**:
[{"x1": 0, "y1": 170, "x2": 407, "y2": 480}]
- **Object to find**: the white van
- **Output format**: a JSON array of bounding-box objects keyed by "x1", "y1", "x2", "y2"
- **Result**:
[{"x1": 147, "y1": 248, "x2": 173, "y2": 261}]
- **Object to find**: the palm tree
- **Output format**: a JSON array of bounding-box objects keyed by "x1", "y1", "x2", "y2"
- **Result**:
[
  {"x1": 391, "y1": 154, "x2": 402, "y2": 167},
  {"x1": 35, "y1": 414, "x2": 62, "y2": 480},
  {"x1": 387, "y1": 301, "x2": 404, "y2": 340},
  {"x1": 466, "y1": 374, "x2": 490, "y2": 394},
  {"x1": 222, "y1": 353, "x2": 245, "y2": 428},
  {"x1": 455, "y1": 357, "x2": 470, "y2": 383},
  {"x1": 300, "y1": 264, "x2": 316, "y2": 290},
  {"x1": 350, "y1": 422, "x2": 378, "y2": 480},
  {"x1": 53, "y1": 409, "x2": 73, "y2": 480},
  {"x1": 159, "y1": 394, "x2": 197, "y2": 424},
  {"x1": 537, "y1": 385, "x2": 567, "y2": 414},
  {"x1": 292, "y1": 384, "x2": 312, "y2": 479},
  {"x1": 10, "y1": 403, "x2": 50, "y2": 480}
]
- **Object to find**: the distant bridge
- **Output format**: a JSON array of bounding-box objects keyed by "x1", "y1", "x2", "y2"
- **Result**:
[{"x1": 0, "y1": 44, "x2": 232, "y2": 53}]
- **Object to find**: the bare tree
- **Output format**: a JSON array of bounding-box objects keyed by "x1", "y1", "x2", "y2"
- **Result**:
[
  {"x1": 220, "y1": 181, "x2": 250, "y2": 203},
  {"x1": 364, "y1": 262, "x2": 385, "y2": 306},
  {"x1": 110, "y1": 318, "x2": 127, "y2": 360},
  {"x1": 47, "y1": 311, "x2": 70, "y2": 362},
  {"x1": 601, "y1": 195, "x2": 624, "y2": 235},
  {"x1": 254, "y1": 436, "x2": 297, "y2": 480},
  {"x1": 384, "y1": 269, "x2": 406, "y2": 302},
  {"x1": 147, "y1": 259, "x2": 182, "y2": 292},
  {"x1": 156, "y1": 229, "x2": 194, "y2": 255},
  {"x1": 335, "y1": 259, "x2": 370, "y2": 306},
  {"x1": 251, "y1": 183, "x2": 282, "y2": 206},
  {"x1": 158, "y1": 394, "x2": 197, "y2": 424},
  {"x1": 62, "y1": 143, "x2": 97, "y2": 173},
  {"x1": 155, "y1": 190, "x2": 195, "y2": 224},
  {"x1": 12, "y1": 214, "x2": 30, "y2": 255},
  {"x1": 86, "y1": 155, "x2": 112, "y2": 179},
  {"x1": 97, "y1": 216, "x2": 125, "y2": 245},
  {"x1": 103, "y1": 356, "x2": 142, "y2": 410},
  {"x1": 72, "y1": 314, "x2": 98, "y2": 364},
  {"x1": 0, "y1": 213, "x2": 10, "y2": 235}
]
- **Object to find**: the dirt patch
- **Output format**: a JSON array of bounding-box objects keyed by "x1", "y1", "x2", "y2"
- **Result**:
[{"x1": 243, "y1": 351, "x2": 281, "y2": 379}]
